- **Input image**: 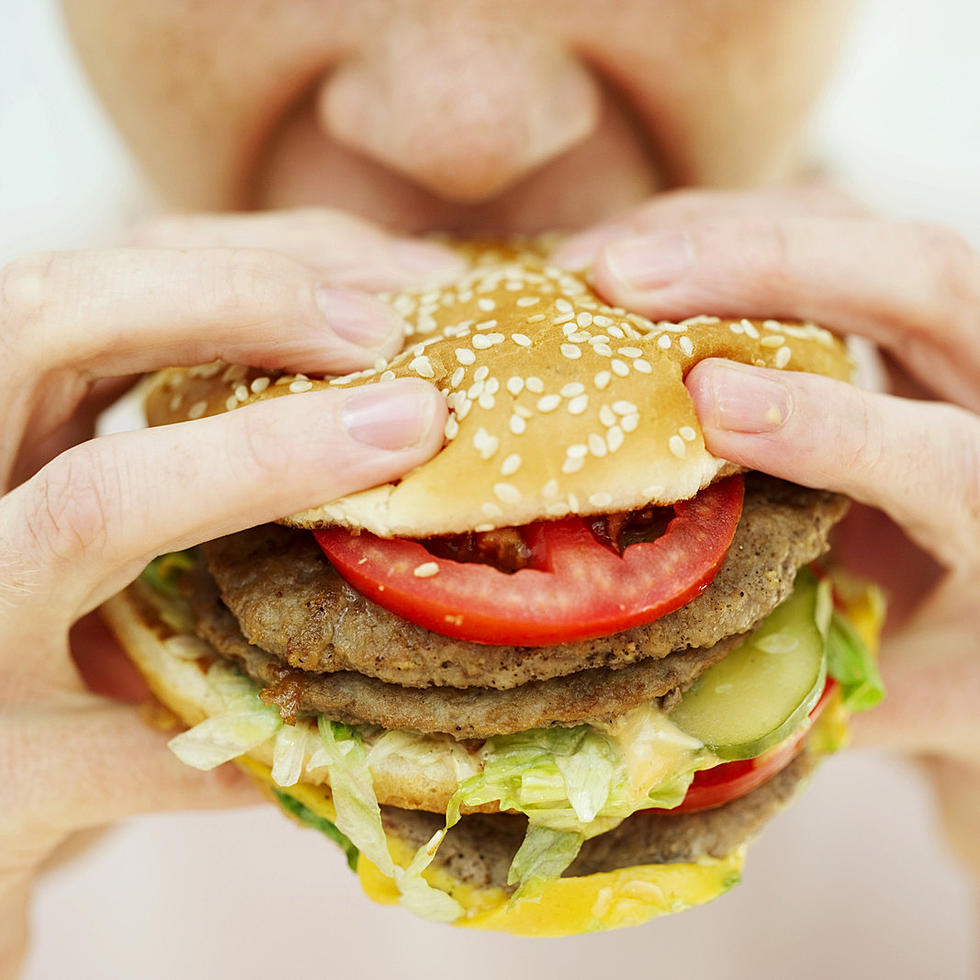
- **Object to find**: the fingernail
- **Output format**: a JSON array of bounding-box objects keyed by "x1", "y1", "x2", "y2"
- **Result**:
[
  {"x1": 317, "y1": 287, "x2": 401, "y2": 350},
  {"x1": 702, "y1": 363, "x2": 793, "y2": 433},
  {"x1": 604, "y1": 232, "x2": 694, "y2": 291},
  {"x1": 341, "y1": 382, "x2": 437, "y2": 450},
  {"x1": 388, "y1": 240, "x2": 467, "y2": 282}
]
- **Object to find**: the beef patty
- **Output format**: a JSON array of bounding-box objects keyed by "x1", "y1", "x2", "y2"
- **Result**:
[
  {"x1": 188, "y1": 565, "x2": 739, "y2": 737},
  {"x1": 203, "y1": 477, "x2": 847, "y2": 689}
]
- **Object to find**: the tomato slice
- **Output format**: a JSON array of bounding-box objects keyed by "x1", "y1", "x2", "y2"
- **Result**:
[
  {"x1": 651, "y1": 678, "x2": 838, "y2": 815},
  {"x1": 314, "y1": 476, "x2": 743, "y2": 646}
]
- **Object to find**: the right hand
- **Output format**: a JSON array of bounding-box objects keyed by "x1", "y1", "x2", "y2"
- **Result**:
[{"x1": 0, "y1": 209, "x2": 459, "y2": 976}]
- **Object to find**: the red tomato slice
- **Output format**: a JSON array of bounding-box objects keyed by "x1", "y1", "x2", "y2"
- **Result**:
[
  {"x1": 314, "y1": 476, "x2": 743, "y2": 646},
  {"x1": 651, "y1": 678, "x2": 838, "y2": 815}
]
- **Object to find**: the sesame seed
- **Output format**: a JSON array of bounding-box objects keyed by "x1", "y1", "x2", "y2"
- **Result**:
[
  {"x1": 567, "y1": 394, "x2": 589, "y2": 415},
  {"x1": 506, "y1": 376, "x2": 524, "y2": 396},
  {"x1": 451, "y1": 367, "x2": 465, "y2": 388},
  {"x1": 680, "y1": 426, "x2": 697, "y2": 442},
  {"x1": 621, "y1": 413, "x2": 640, "y2": 433},
  {"x1": 567, "y1": 444, "x2": 588, "y2": 459},
  {"x1": 589, "y1": 492, "x2": 613, "y2": 508},
  {"x1": 410, "y1": 355, "x2": 435, "y2": 378},
  {"x1": 567, "y1": 331, "x2": 591, "y2": 343},
  {"x1": 618, "y1": 347, "x2": 642, "y2": 358},
  {"x1": 543, "y1": 479, "x2": 559, "y2": 498},
  {"x1": 494, "y1": 482, "x2": 521, "y2": 504},
  {"x1": 611, "y1": 359, "x2": 630, "y2": 377},
  {"x1": 526, "y1": 313, "x2": 546, "y2": 324},
  {"x1": 776, "y1": 346, "x2": 792, "y2": 368},
  {"x1": 486, "y1": 332, "x2": 505, "y2": 345},
  {"x1": 594, "y1": 371, "x2": 612, "y2": 390},
  {"x1": 222, "y1": 364, "x2": 248, "y2": 383},
  {"x1": 612, "y1": 400, "x2": 637, "y2": 415},
  {"x1": 169, "y1": 394, "x2": 182, "y2": 411},
  {"x1": 456, "y1": 398, "x2": 472, "y2": 420},
  {"x1": 537, "y1": 394, "x2": 561, "y2": 413},
  {"x1": 561, "y1": 382, "x2": 585, "y2": 398},
  {"x1": 729, "y1": 321, "x2": 744, "y2": 335},
  {"x1": 188, "y1": 400, "x2": 208, "y2": 420},
  {"x1": 657, "y1": 334, "x2": 672, "y2": 350},
  {"x1": 474, "y1": 365, "x2": 489, "y2": 382},
  {"x1": 501, "y1": 454, "x2": 522, "y2": 476},
  {"x1": 515, "y1": 405, "x2": 533, "y2": 419},
  {"x1": 512, "y1": 333, "x2": 532, "y2": 347},
  {"x1": 741, "y1": 319, "x2": 760, "y2": 339},
  {"x1": 553, "y1": 312, "x2": 575, "y2": 325},
  {"x1": 380, "y1": 370, "x2": 396, "y2": 382},
  {"x1": 224, "y1": 395, "x2": 238, "y2": 411},
  {"x1": 593, "y1": 343, "x2": 613, "y2": 357},
  {"x1": 289, "y1": 379, "x2": 314, "y2": 393},
  {"x1": 444, "y1": 416, "x2": 460, "y2": 439},
  {"x1": 547, "y1": 500, "x2": 571, "y2": 515},
  {"x1": 588, "y1": 433, "x2": 608, "y2": 457},
  {"x1": 669, "y1": 435, "x2": 687, "y2": 458},
  {"x1": 478, "y1": 393, "x2": 496, "y2": 410},
  {"x1": 763, "y1": 319, "x2": 784, "y2": 331},
  {"x1": 568, "y1": 492, "x2": 580, "y2": 511},
  {"x1": 633, "y1": 359, "x2": 652, "y2": 374},
  {"x1": 561, "y1": 344, "x2": 582, "y2": 360},
  {"x1": 607, "y1": 426, "x2": 624, "y2": 452},
  {"x1": 761, "y1": 335, "x2": 785, "y2": 348},
  {"x1": 472, "y1": 335, "x2": 493, "y2": 350},
  {"x1": 576, "y1": 311, "x2": 593, "y2": 327},
  {"x1": 481, "y1": 502, "x2": 503, "y2": 520},
  {"x1": 516, "y1": 296, "x2": 540, "y2": 307},
  {"x1": 250, "y1": 376, "x2": 271, "y2": 394},
  {"x1": 643, "y1": 484, "x2": 665, "y2": 498},
  {"x1": 477, "y1": 298, "x2": 495, "y2": 312},
  {"x1": 455, "y1": 348, "x2": 476, "y2": 365},
  {"x1": 484, "y1": 378, "x2": 499, "y2": 395},
  {"x1": 526, "y1": 376, "x2": 544, "y2": 394},
  {"x1": 561, "y1": 457, "x2": 584, "y2": 475},
  {"x1": 608, "y1": 325, "x2": 625, "y2": 339},
  {"x1": 475, "y1": 319, "x2": 498, "y2": 331},
  {"x1": 555, "y1": 298, "x2": 573, "y2": 313},
  {"x1": 599, "y1": 405, "x2": 616, "y2": 427},
  {"x1": 679, "y1": 336, "x2": 694, "y2": 357},
  {"x1": 509, "y1": 415, "x2": 527, "y2": 435},
  {"x1": 593, "y1": 315, "x2": 613, "y2": 327},
  {"x1": 413, "y1": 562, "x2": 439, "y2": 578},
  {"x1": 473, "y1": 427, "x2": 499, "y2": 459}
]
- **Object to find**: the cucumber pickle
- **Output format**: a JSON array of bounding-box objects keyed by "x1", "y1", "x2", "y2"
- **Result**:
[{"x1": 669, "y1": 569, "x2": 831, "y2": 761}]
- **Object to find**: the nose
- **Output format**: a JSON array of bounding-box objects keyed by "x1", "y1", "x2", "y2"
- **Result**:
[{"x1": 318, "y1": 23, "x2": 599, "y2": 204}]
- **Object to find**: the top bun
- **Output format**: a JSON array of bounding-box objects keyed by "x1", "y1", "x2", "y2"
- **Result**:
[{"x1": 145, "y1": 241, "x2": 852, "y2": 537}]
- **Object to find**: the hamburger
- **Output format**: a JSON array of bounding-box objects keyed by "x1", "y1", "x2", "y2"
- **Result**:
[{"x1": 100, "y1": 241, "x2": 884, "y2": 935}]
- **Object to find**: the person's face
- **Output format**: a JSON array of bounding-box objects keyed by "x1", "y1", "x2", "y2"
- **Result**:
[{"x1": 62, "y1": 0, "x2": 852, "y2": 234}]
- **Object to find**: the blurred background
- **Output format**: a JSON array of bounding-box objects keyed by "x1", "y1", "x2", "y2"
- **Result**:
[{"x1": 2, "y1": 1, "x2": 978, "y2": 977}]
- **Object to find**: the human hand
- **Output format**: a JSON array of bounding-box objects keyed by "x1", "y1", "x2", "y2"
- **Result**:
[
  {"x1": 553, "y1": 186, "x2": 980, "y2": 871},
  {"x1": 0, "y1": 209, "x2": 457, "y2": 974}
]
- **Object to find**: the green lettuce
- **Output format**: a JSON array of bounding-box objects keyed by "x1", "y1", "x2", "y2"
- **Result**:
[
  {"x1": 827, "y1": 610, "x2": 885, "y2": 712},
  {"x1": 272, "y1": 789, "x2": 360, "y2": 870}
]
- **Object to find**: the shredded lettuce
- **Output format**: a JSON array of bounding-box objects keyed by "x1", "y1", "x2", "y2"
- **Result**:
[
  {"x1": 168, "y1": 703, "x2": 282, "y2": 770},
  {"x1": 271, "y1": 724, "x2": 311, "y2": 787},
  {"x1": 141, "y1": 551, "x2": 196, "y2": 597},
  {"x1": 309, "y1": 719, "x2": 463, "y2": 922},
  {"x1": 827, "y1": 610, "x2": 885, "y2": 712},
  {"x1": 507, "y1": 825, "x2": 583, "y2": 890}
]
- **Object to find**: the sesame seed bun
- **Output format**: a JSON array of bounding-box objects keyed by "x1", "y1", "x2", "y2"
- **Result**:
[{"x1": 145, "y1": 243, "x2": 852, "y2": 537}]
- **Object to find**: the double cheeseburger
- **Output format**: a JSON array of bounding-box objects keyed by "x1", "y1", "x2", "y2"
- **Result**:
[{"x1": 101, "y1": 242, "x2": 883, "y2": 935}]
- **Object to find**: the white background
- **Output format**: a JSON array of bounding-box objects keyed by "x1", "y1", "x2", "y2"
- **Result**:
[{"x1": 2, "y1": 1, "x2": 978, "y2": 978}]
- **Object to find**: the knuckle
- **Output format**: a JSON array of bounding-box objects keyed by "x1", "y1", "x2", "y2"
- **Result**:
[
  {"x1": 199, "y1": 247, "x2": 308, "y2": 319},
  {"x1": 23, "y1": 444, "x2": 117, "y2": 565}
]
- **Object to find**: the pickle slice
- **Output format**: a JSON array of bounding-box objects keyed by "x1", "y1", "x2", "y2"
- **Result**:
[{"x1": 669, "y1": 570, "x2": 830, "y2": 761}]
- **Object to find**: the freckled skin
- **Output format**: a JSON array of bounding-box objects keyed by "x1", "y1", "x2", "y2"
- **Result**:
[{"x1": 60, "y1": 0, "x2": 854, "y2": 231}]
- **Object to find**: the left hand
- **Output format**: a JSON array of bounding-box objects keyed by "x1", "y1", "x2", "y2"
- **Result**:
[{"x1": 552, "y1": 185, "x2": 980, "y2": 872}]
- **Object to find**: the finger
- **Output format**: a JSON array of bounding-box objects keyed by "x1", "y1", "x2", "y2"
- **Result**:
[
  {"x1": 586, "y1": 216, "x2": 980, "y2": 411},
  {"x1": 2, "y1": 247, "x2": 411, "y2": 387},
  {"x1": 1, "y1": 379, "x2": 447, "y2": 618},
  {"x1": 2, "y1": 701, "x2": 260, "y2": 842},
  {"x1": 685, "y1": 360, "x2": 980, "y2": 571},
  {"x1": 551, "y1": 184, "x2": 867, "y2": 269},
  {"x1": 132, "y1": 207, "x2": 465, "y2": 291}
]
